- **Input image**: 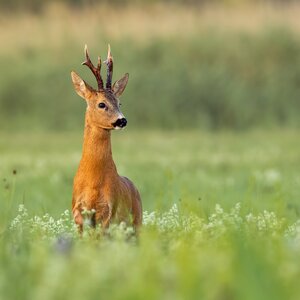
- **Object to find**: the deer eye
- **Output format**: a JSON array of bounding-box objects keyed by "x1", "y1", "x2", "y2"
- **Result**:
[{"x1": 98, "y1": 102, "x2": 106, "y2": 109}]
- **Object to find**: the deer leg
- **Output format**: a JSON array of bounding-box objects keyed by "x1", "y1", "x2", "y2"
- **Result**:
[
  {"x1": 132, "y1": 195, "x2": 143, "y2": 228},
  {"x1": 73, "y1": 208, "x2": 83, "y2": 234},
  {"x1": 101, "y1": 203, "x2": 113, "y2": 229}
]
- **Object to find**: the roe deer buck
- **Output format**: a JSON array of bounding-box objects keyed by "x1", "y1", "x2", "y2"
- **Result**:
[{"x1": 71, "y1": 45, "x2": 142, "y2": 232}]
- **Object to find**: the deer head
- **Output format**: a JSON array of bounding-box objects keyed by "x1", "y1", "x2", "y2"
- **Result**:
[{"x1": 71, "y1": 45, "x2": 129, "y2": 130}]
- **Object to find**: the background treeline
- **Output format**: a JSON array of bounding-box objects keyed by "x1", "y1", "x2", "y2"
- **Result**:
[
  {"x1": 0, "y1": 0, "x2": 297, "y2": 12},
  {"x1": 1, "y1": 3, "x2": 300, "y2": 131}
]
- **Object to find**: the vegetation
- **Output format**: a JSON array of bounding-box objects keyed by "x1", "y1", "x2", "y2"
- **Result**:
[
  {"x1": 1, "y1": 4, "x2": 300, "y2": 131},
  {"x1": 0, "y1": 0, "x2": 296, "y2": 13},
  {"x1": 1, "y1": 130, "x2": 300, "y2": 300},
  {"x1": 1, "y1": 2, "x2": 300, "y2": 299}
]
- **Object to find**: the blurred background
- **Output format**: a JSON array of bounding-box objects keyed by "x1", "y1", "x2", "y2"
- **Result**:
[
  {"x1": 2, "y1": 3, "x2": 300, "y2": 299},
  {"x1": 1, "y1": 0, "x2": 300, "y2": 217},
  {"x1": 1, "y1": 0, "x2": 300, "y2": 131}
]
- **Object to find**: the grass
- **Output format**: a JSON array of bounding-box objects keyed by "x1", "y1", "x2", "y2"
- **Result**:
[
  {"x1": 1, "y1": 130, "x2": 300, "y2": 299},
  {"x1": 1, "y1": 3, "x2": 300, "y2": 298}
]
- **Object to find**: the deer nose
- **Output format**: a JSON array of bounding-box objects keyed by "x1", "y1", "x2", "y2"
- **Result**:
[{"x1": 113, "y1": 118, "x2": 127, "y2": 128}]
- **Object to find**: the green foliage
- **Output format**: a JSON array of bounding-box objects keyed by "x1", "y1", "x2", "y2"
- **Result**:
[
  {"x1": 2, "y1": 202, "x2": 300, "y2": 300},
  {"x1": 1, "y1": 28, "x2": 300, "y2": 130},
  {"x1": 1, "y1": 130, "x2": 299, "y2": 217},
  {"x1": 0, "y1": 0, "x2": 295, "y2": 13},
  {"x1": 1, "y1": 130, "x2": 300, "y2": 299}
]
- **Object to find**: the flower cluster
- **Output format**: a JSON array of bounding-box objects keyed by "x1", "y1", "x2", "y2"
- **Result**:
[
  {"x1": 200, "y1": 203, "x2": 243, "y2": 238},
  {"x1": 105, "y1": 222, "x2": 136, "y2": 241},
  {"x1": 245, "y1": 210, "x2": 285, "y2": 235},
  {"x1": 10, "y1": 206, "x2": 75, "y2": 239},
  {"x1": 285, "y1": 220, "x2": 300, "y2": 248},
  {"x1": 9, "y1": 202, "x2": 294, "y2": 242},
  {"x1": 10, "y1": 204, "x2": 29, "y2": 231},
  {"x1": 143, "y1": 202, "x2": 286, "y2": 239},
  {"x1": 143, "y1": 204, "x2": 181, "y2": 231}
]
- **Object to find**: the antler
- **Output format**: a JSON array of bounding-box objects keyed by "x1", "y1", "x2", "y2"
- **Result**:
[
  {"x1": 105, "y1": 44, "x2": 114, "y2": 90},
  {"x1": 82, "y1": 44, "x2": 104, "y2": 90}
]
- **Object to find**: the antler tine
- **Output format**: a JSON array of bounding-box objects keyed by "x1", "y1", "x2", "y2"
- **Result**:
[
  {"x1": 82, "y1": 44, "x2": 104, "y2": 90},
  {"x1": 105, "y1": 44, "x2": 114, "y2": 90}
]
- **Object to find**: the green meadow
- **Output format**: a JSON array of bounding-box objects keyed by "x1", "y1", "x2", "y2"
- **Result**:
[
  {"x1": 1, "y1": 2, "x2": 300, "y2": 300},
  {"x1": 1, "y1": 130, "x2": 300, "y2": 300}
]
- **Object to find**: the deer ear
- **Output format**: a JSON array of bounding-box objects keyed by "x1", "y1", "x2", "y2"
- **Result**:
[
  {"x1": 71, "y1": 71, "x2": 95, "y2": 99},
  {"x1": 112, "y1": 73, "x2": 129, "y2": 97}
]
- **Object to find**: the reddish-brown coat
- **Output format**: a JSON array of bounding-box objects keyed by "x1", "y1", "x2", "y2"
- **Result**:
[
  {"x1": 70, "y1": 46, "x2": 142, "y2": 232},
  {"x1": 72, "y1": 119, "x2": 142, "y2": 232}
]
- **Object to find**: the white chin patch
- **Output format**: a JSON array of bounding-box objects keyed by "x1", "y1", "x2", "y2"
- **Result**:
[{"x1": 114, "y1": 126, "x2": 123, "y2": 130}]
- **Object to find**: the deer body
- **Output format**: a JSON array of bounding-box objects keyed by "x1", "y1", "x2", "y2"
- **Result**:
[{"x1": 71, "y1": 45, "x2": 142, "y2": 231}]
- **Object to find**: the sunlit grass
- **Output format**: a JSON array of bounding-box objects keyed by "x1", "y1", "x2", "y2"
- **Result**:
[
  {"x1": 1, "y1": 3, "x2": 300, "y2": 298},
  {"x1": 1, "y1": 130, "x2": 299, "y2": 216},
  {"x1": 1, "y1": 130, "x2": 300, "y2": 299},
  {"x1": 3, "y1": 201, "x2": 300, "y2": 300}
]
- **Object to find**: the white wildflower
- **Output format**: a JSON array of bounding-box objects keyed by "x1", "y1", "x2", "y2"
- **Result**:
[{"x1": 215, "y1": 204, "x2": 224, "y2": 215}]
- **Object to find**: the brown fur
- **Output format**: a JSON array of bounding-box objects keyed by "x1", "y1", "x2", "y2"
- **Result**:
[{"x1": 70, "y1": 51, "x2": 142, "y2": 232}]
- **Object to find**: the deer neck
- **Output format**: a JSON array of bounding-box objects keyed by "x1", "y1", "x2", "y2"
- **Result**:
[{"x1": 79, "y1": 116, "x2": 117, "y2": 182}]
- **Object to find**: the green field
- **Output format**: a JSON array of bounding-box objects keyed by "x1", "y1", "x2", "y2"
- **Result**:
[
  {"x1": 1, "y1": 2, "x2": 300, "y2": 299},
  {"x1": 1, "y1": 130, "x2": 300, "y2": 300}
]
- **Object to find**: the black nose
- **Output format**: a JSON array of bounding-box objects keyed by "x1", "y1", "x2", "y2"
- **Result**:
[{"x1": 113, "y1": 118, "x2": 127, "y2": 128}]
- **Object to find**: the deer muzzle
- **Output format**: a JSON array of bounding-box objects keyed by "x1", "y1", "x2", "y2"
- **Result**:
[{"x1": 113, "y1": 117, "x2": 127, "y2": 129}]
